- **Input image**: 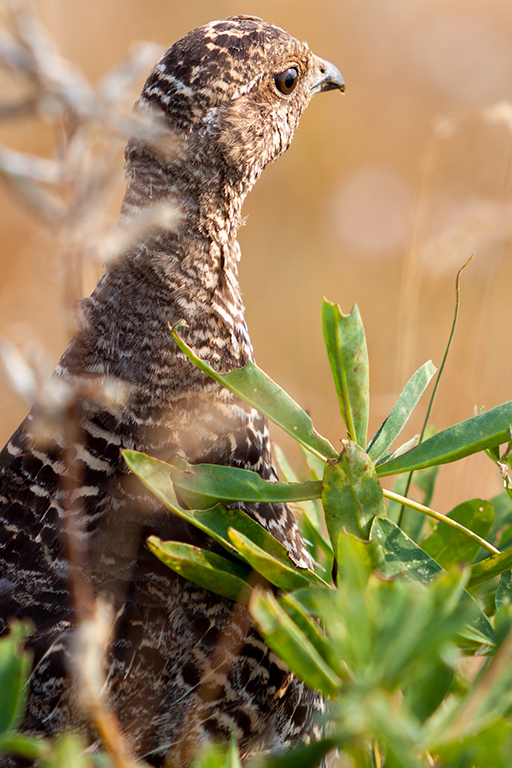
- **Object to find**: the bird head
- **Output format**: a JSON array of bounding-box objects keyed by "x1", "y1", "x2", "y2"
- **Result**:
[{"x1": 135, "y1": 16, "x2": 344, "y2": 196}]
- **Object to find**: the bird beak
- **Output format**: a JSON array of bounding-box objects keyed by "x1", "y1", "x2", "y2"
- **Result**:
[{"x1": 311, "y1": 58, "x2": 345, "y2": 94}]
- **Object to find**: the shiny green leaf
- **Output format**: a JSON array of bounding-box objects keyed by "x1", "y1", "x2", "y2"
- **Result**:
[
  {"x1": 169, "y1": 462, "x2": 322, "y2": 510},
  {"x1": 250, "y1": 588, "x2": 342, "y2": 697},
  {"x1": 321, "y1": 300, "x2": 369, "y2": 446},
  {"x1": 367, "y1": 360, "x2": 436, "y2": 463},
  {"x1": 376, "y1": 401, "x2": 512, "y2": 476},
  {"x1": 227, "y1": 529, "x2": 329, "y2": 590},
  {"x1": 193, "y1": 507, "x2": 292, "y2": 565},
  {"x1": 322, "y1": 441, "x2": 385, "y2": 545},
  {"x1": 123, "y1": 450, "x2": 207, "y2": 524},
  {"x1": 376, "y1": 434, "x2": 419, "y2": 467},
  {"x1": 172, "y1": 323, "x2": 337, "y2": 460},
  {"x1": 147, "y1": 537, "x2": 253, "y2": 604},
  {"x1": 422, "y1": 499, "x2": 494, "y2": 569}
]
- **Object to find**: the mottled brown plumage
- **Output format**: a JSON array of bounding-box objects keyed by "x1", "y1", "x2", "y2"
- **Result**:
[{"x1": 0, "y1": 15, "x2": 343, "y2": 766}]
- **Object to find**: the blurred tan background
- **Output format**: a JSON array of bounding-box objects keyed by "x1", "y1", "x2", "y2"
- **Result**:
[{"x1": 1, "y1": 0, "x2": 512, "y2": 512}]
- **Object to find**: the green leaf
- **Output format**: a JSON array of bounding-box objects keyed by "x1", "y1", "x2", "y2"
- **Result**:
[
  {"x1": 376, "y1": 402, "x2": 512, "y2": 476},
  {"x1": 370, "y1": 517, "x2": 495, "y2": 649},
  {"x1": 403, "y1": 657, "x2": 454, "y2": 724},
  {"x1": 496, "y1": 571, "x2": 512, "y2": 611},
  {"x1": 171, "y1": 323, "x2": 337, "y2": 460},
  {"x1": 367, "y1": 360, "x2": 437, "y2": 463},
  {"x1": 0, "y1": 733, "x2": 48, "y2": 760},
  {"x1": 273, "y1": 444, "x2": 329, "y2": 551},
  {"x1": 299, "y1": 445, "x2": 327, "y2": 481},
  {"x1": 123, "y1": 451, "x2": 295, "y2": 564},
  {"x1": 123, "y1": 450, "x2": 211, "y2": 525},
  {"x1": 147, "y1": 537, "x2": 254, "y2": 604},
  {"x1": 227, "y1": 529, "x2": 329, "y2": 590},
  {"x1": 278, "y1": 592, "x2": 345, "y2": 678},
  {"x1": 249, "y1": 588, "x2": 342, "y2": 697},
  {"x1": 422, "y1": 499, "x2": 494, "y2": 569},
  {"x1": 370, "y1": 516, "x2": 443, "y2": 583},
  {"x1": 192, "y1": 507, "x2": 293, "y2": 566},
  {"x1": 275, "y1": 444, "x2": 333, "y2": 573},
  {"x1": 389, "y1": 461, "x2": 440, "y2": 544},
  {"x1": 169, "y1": 462, "x2": 322, "y2": 510},
  {"x1": 468, "y1": 549, "x2": 512, "y2": 588},
  {"x1": 489, "y1": 491, "x2": 512, "y2": 548},
  {"x1": 414, "y1": 463, "x2": 439, "y2": 508},
  {"x1": 322, "y1": 441, "x2": 386, "y2": 545},
  {"x1": 353, "y1": 690, "x2": 425, "y2": 768},
  {"x1": 400, "y1": 499, "x2": 428, "y2": 544},
  {"x1": 321, "y1": 300, "x2": 369, "y2": 447},
  {"x1": 0, "y1": 622, "x2": 32, "y2": 734},
  {"x1": 226, "y1": 737, "x2": 242, "y2": 768},
  {"x1": 259, "y1": 738, "x2": 338, "y2": 768},
  {"x1": 377, "y1": 434, "x2": 419, "y2": 467}
]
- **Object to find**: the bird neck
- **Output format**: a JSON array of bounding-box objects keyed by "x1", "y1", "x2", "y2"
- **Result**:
[
  {"x1": 113, "y1": 139, "x2": 257, "y2": 350},
  {"x1": 121, "y1": 138, "x2": 255, "y2": 261},
  {"x1": 61, "y1": 139, "x2": 256, "y2": 383}
]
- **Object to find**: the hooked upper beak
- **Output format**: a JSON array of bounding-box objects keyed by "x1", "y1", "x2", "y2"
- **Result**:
[{"x1": 311, "y1": 58, "x2": 345, "y2": 94}]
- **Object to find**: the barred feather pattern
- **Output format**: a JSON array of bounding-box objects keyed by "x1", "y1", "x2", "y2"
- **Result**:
[{"x1": 0, "y1": 15, "x2": 343, "y2": 766}]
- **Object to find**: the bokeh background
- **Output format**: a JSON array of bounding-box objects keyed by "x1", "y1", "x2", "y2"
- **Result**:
[{"x1": 1, "y1": 0, "x2": 512, "y2": 511}]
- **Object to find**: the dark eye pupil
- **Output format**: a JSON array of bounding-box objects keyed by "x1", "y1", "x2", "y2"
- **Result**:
[{"x1": 274, "y1": 67, "x2": 298, "y2": 95}]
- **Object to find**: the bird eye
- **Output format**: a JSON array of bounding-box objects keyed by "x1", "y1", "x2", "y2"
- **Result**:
[{"x1": 274, "y1": 67, "x2": 299, "y2": 95}]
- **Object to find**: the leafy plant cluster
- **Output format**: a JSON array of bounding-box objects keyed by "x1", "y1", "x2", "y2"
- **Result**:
[{"x1": 3, "y1": 299, "x2": 512, "y2": 767}]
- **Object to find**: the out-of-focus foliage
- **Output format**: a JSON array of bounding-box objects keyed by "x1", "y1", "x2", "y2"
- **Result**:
[{"x1": 2, "y1": 0, "x2": 512, "y2": 513}]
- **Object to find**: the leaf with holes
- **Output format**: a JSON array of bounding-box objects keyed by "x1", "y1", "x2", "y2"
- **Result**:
[{"x1": 321, "y1": 300, "x2": 369, "y2": 447}]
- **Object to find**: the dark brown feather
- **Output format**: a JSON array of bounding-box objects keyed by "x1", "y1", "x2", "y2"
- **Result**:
[{"x1": 0, "y1": 16, "x2": 343, "y2": 766}]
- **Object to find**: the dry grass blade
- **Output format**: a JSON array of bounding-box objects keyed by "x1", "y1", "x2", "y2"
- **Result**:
[{"x1": 0, "y1": 6, "x2": 174, "y2": 763}]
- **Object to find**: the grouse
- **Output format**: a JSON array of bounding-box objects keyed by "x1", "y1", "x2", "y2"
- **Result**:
[{"x1": 0, "y1": 15, "x2": 343, "y2": 766}]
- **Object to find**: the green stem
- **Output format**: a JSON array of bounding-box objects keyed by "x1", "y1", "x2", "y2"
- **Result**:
[
  {"x1": 383, "y1": 489, "x2": 499, "y2": 556},
  {"x1": 397, "y1": 256, "x2": 472, "y2": 529}
]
